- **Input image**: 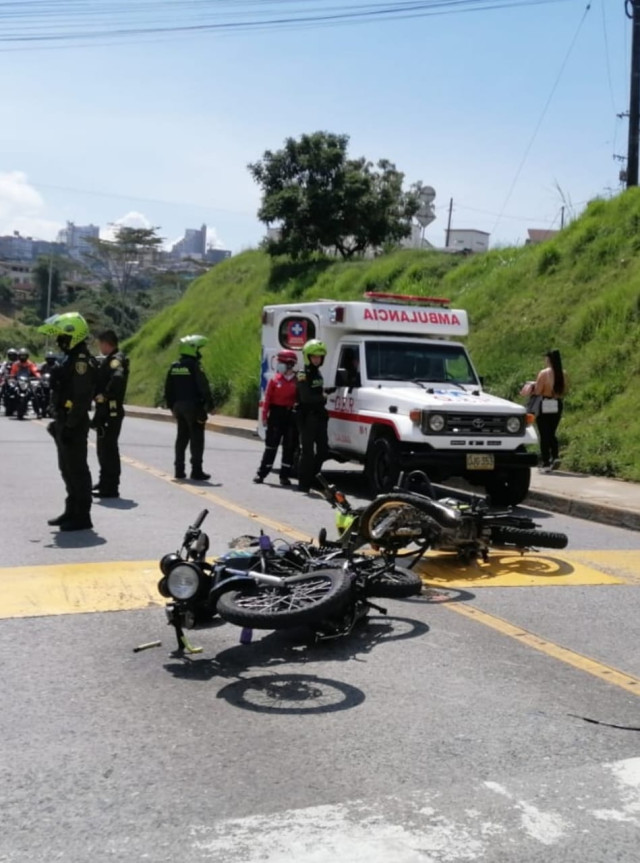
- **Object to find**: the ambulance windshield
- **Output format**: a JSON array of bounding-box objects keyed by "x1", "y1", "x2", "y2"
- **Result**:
[{"x1": 365, "y1": 341, "x2": 478, "y2": 385}]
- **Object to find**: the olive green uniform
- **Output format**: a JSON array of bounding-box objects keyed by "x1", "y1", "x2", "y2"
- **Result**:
[
  {"x1": 50, "y1": 342, "x2": 98, "y2": 524},
  {"x1": 94, "y1": 349, "x2": 129, "y2": 495},
  {"x1": 296, "y1": 364, "x2": 328, "y2": 491}
]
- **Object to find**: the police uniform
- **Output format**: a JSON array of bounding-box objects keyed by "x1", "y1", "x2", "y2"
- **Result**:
[
  {"x1": 93, "y1": 349, "x2": 129, "y2": 496},
  {"x1": 50, "y1": 342, "x2": 98, "y2": 526},
  {"x1": 296, "y1": 364, "x2": 329, "y2": 491},
  {"x1": 164, "y1": 356, "x2": 214, "y2": 478}
]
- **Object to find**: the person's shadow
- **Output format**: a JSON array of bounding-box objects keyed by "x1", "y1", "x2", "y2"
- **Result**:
[
  {"x1": 94, "y1": 497, "x2": 138, "y2": 510},
  {"x1": 46, "y1": 529, "x2": 107, "y2": 549}
]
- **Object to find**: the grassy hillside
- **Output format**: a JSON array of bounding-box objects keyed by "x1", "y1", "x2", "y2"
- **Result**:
[{"x1": 125, "y1": 189, "x2": 640, "y2": 481}]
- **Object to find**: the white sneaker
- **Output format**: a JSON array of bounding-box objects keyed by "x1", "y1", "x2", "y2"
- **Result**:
[{"x1": 539, "y1": 465, "x2": 551, "y2": 474}]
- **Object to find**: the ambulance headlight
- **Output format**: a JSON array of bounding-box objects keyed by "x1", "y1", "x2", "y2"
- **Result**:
[
  {"x1": 167, "y1": 563, "x2": 201, "y2": 600},
  {"x1": 428, "y1": 413, "x2": 446, "y2": 432},
  {"x1": 506, "y1": 416, "x2": 523, "y2": 434}
]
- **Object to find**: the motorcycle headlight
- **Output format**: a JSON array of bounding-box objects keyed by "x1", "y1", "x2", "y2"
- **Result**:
[
  {"x1": 167, "y1": 563, "x2": 201, "y2": 600},
  {"x1": 428, "y1": 413, "x2": 445, "y2": 432},
  {"x1": 506, "y1": 416, "x2": 522, "y2": 434}
]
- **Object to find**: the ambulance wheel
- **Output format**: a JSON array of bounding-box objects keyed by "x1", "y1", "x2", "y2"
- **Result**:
[
  {"x1": 366, "y1": 433, "x2": 401, "y2": 495},
  {"x1": 484, "y1": 467, "x2": 530, "y2": 507}
]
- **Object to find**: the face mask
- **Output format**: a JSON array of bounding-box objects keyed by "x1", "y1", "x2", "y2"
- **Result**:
[{"x1": 276, "y1": 362, "x2": 288, "y2": 373}]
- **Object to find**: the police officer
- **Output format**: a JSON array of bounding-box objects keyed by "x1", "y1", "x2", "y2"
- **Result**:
[
  {"x1": 164, "y1": 334, "x2": 214, "y2": 481},
  {"x1": 296, "y1": 339, "x2": 330, "y2": 493},
  {"x1": 92, "y1": 329, "x2": 129, "y2": 498},
  {"x1": 38, "y1": 312, "x2": 97, "y2": 531}
]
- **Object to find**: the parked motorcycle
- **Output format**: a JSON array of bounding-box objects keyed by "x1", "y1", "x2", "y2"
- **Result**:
[
  {"x1": 12, "y1": 370, "x2": 34, "y2": 420},
  {"x1": 32, "y1": 371, "x2": 53, "y2": 418},
  {"x1": 316, "y1": 471, "x2": 568, "y2": 567},
  {"x1": 157, "y1": 509, "x2": 422, "y2": 652}
]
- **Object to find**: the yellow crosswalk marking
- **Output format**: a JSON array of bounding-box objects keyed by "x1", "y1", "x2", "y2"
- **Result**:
[{"x1": 415, "y1": 551, "x2": 627, "y2": 588}]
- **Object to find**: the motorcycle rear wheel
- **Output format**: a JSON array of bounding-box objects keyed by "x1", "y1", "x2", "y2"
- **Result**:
[
  {"x1": 216, "y1": 568, "x2": 351, "y2": 630},
  {"x1": 362, "y1": 563, "x2": 423, "y2": 599},
  {"x1": 490, "y1": 526, "x2": 568, "y2": 550},
  {"x1": 359, "y1": 495, "x2": 438, "y2": 547}
]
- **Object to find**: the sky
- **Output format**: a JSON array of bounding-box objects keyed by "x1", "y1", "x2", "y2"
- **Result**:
[{"x1": 0, "y1": 0, "x2": 630, "y2": 252}]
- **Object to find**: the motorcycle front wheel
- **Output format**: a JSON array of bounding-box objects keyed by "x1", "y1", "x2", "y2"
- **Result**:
[
  {"x1": 216, "y1": 568, "x2": 351, "y2": 630},
  {"x1": 490, "y1": 526, "x2": 568, "y2": 550},
  {"x1": 360, "y1": 561, "x2": 423, "y2": 598}
]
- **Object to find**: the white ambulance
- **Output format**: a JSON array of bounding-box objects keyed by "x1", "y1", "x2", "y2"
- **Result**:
[{"x1": 260, "y1": 292, "x2": 538, "y2": 505}]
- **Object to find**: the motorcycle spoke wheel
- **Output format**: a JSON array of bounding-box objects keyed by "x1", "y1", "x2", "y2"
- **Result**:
[
  {"x1": 490, "y1": 526, "x2": 568, "y2": 550},
  {"x1": 363, "y1": 563, "x2": 423, "y2": 599},
  {"x1": 216, "y1": 568, "x2": 351, "y2": 629}
]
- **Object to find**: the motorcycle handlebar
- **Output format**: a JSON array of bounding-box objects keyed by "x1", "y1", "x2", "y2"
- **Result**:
[{"x1": 191, "y1": 509, "x2": 209, "y2": 531}]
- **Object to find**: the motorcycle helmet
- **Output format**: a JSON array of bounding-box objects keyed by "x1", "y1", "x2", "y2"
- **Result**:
[
  {"x1": 44, "y1": 351, "x2": 57, "y2": 366},
  {"x1": 302, "y1": 339, "x2": 328, "y2": 363},
  {"x1": 38, "y1": 312, "x2": 90, "y2": 352},
  {"x1": 7, "y1": 348, "x2": 18, "y2": 362},
  {"x1": 18, "y1": 348, "x2": 29, "y2": 361},
  {"x1": 276, "y1": 349, "x2": 298, "y2": 367},
  {"x1": 179, "y1": 334, "x2": 208, "y2": 358}
]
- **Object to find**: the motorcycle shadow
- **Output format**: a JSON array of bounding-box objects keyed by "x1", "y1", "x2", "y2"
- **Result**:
[{"x1": 163, "y1": 613, "x2": 429, "y2": 682}]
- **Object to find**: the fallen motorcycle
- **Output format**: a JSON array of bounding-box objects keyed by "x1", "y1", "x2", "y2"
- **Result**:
[
  {"x1": 316, "y1": 471, "x2": 568, "y2": 567},
  {"x1": 157, "y1": 509, "x2": 422, "y2": 651}
]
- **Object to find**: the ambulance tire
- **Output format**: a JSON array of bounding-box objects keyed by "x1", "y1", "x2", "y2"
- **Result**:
[
  {"x1": 366, "y1": 432, "x2": 401, "y2": 495},
  {"x1": 484, "y1": 467, "x2": 531, "y2": 507}
]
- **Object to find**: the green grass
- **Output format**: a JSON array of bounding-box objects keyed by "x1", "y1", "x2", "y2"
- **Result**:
[{"x1": 125, "y1": 188, "x2": 640, "y2": 481}]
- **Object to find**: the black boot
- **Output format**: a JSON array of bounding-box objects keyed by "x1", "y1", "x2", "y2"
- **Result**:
[
  {"x1": 48, "y1": 512, "x2": 70, "y2": 526},
  {"x1": 58, "y1": 517, "x2": 93, "y2": 531},
  {"x1": 190, "y1": 470, "x2": 211, "y2": 481}
]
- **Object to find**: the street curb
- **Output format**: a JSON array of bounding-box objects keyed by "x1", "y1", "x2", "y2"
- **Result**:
[
  {"x1": 524, "y1": 489, "x2": 640, "y2": 533},
  {"x1": 124, "y1": 406, "x2": 259, "y2": 441},
  {"x1": 124, "y1": 405, "x2": 639, "y2": 531}
]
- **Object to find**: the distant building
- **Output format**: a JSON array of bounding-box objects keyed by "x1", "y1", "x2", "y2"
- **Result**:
[
  {"x1": 0, "y1": 260, "x2": 36, "y2": 301},
  {"x1": 0, "y1": 232, "x2": 64, "y2": 261},
  {"x1": 526, "y1": 229, "x2": 559, "y2": 245},
  {"x1": 446, "y1": 229, "x2": 490, "y2": 253},
  {"x1": 171, "y1": 224, "x2": 207, "y2": 259},
  {"x1": 57, "y1": 221, "x2": 99, "y2": 260},
  {"x1": 205, "y1": 248, "x2": 232, "y2": 265}
]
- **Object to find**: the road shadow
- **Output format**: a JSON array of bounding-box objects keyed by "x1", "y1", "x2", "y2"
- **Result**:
[
  {"x1": 173, "y1": 479, "x2": 223, "y2": 489},
  {"x1": 46, "y1": 529, "x2": 107, "y2": 549},
  {"x1": 162, "y1": 613, "x2": 429, "y2": 691},
  {"x1": 94, "y1": 497, "x2": 138, "y2": 510},
  {"x1": 217, "y1": 673, "x2": 365, "y2": 714}
]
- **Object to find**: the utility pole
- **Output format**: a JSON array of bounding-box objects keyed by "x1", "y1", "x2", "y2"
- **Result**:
[
  {"x1": 445, "y1": 198, "x2": 453, "y2": 247},
  {"x1": 46, "y1": 254, "x2": 54, "y2": 319},
  {"x1": 626, "y1": 0, "x2": 640, "y2": 187}
]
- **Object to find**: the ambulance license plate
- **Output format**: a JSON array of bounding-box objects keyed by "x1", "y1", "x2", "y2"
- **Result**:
[{"x1": 466, "y1": 454, "x2": 495, "y2": 470}]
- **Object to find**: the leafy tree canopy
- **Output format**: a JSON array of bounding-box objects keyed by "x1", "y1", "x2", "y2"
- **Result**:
[
  {"x1": 84, "y1": 225, "x2": 163, "y2": 295},
  {"x1": 248, "y1": 131, "x2": 420, "y2": 259}
]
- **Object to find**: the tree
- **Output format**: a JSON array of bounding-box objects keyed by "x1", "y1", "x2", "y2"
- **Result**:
[
  {"x1": 33, "y1": 258, "x2": 62, "y2": 319},
  {"x1": 84, "y1": 226, "x2": 163, "y2": 296},
  {"x1": 248, "y1": 132, "x2": 420, "y2": 259}
]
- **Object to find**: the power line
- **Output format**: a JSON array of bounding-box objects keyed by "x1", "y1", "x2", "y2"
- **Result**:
[
  {"x1": 490, "y1": 1, "x2": 592, "y2": 237},
  {"x1": 0, "y1": 0, "x2": 570, "y2": 49}
]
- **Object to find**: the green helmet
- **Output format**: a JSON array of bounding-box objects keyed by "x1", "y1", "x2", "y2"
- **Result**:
[
  {"x1": 38, "y1": 312, "x2": 89, "y2": 349},
  {"x1": 179, "y1": 334, "x2": 208, "y2": 357},
  {"x1": 302, "y1": 339, "x2": 327, "y2": 362}
]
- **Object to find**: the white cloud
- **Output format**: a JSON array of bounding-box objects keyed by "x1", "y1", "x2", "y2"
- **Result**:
[
  {"x1": 101, "y1": 210, "x2": 152, "y2": 240},
  {"x1": 0, "y1": 170, "x2": 63, "y2": 240},
  {"x1": 206, "y1": 226, "x2": 225, "y2": 250}
]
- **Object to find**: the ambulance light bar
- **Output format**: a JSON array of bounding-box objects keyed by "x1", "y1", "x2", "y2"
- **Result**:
[{"x1": 364, "y1": 291, "x2": 451, "y2": 306}]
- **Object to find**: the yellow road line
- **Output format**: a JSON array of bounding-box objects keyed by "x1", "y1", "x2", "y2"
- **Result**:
[
  {"x1": 446, "y1": 603, "x2": 640, "y2": 697},
  {"x1": 120, "y1": 453, "x2": 312, "y2": 543}
]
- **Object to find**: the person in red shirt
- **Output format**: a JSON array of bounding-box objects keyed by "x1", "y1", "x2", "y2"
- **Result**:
[
  {"x1": 10, "y1": 348, "x2": 41, "y2": 379},
  {"x1": 254, "y1": 350, "x2": 298, "y2": 486}
]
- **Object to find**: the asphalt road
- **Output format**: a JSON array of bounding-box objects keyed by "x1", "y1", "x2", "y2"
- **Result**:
[{"x1": 2, "y1": 415, "x2": 640, "y2": 863}]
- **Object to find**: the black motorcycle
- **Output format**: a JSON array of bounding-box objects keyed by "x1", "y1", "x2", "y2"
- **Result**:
[
  {"x1": 12, "y1": 370, "x2": 35, "y2": 420},
  {"x1": 32, "y1": 371, "x2": 53, "y2": 418},
  {"x1": 157, "y1": 510, "x2": 423, "y2": 651},
  {"x1": 316, "y1": 471, "x2": 568, "y2": 567}
]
